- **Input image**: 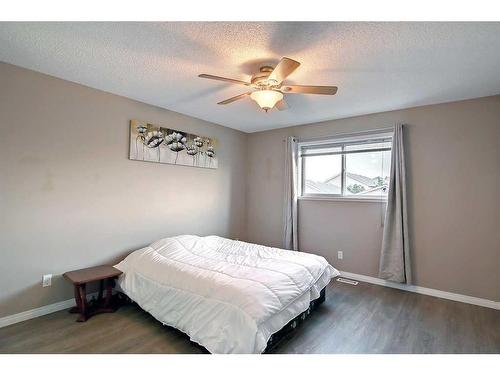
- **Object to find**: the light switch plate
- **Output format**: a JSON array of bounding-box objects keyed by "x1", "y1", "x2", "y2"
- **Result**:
[{"x1": 337, "y1": 251, "x2": 343, "y2": 260}]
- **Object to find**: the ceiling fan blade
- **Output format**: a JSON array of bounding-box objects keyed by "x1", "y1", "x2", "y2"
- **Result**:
[
  {"x1": 275, "y1": 99, "x2": 289, "y2": 111},
  {"x1": 281, "y1": 85, "x2": 338, "y2": 95},
  {"x1": 268, "y1": 57, "x2": 301, "y2": 85},
  {"x1": 217, "y1": 92, "x2": 251, "y2": 105},
  {"x1": 198, "y1": 74, "x2": 251, "y2": 86}
]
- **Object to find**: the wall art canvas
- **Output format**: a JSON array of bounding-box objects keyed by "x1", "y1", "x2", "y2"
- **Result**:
[{"x1": 129, "y1": 119, "x2": 218, "y2": 169}]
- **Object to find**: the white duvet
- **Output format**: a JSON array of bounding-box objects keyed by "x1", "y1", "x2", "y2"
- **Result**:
[{"x1": 115, "y1": 235, "x2": 339, "y2": 354}]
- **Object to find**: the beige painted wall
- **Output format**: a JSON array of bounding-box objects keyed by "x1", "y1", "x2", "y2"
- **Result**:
[
  {"x1": 1, "y1": 61, "x2": 499, "y2": 320},
  {"x1": 0, "y1": 63, "x2": 247, "y2": 318},
  {"x1": 246, "y1": 96, "x2": 500, "y2": 301}
]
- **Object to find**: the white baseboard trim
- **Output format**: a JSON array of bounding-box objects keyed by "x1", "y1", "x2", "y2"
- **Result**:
[
  {"x1": 1, "y1": 274, "x2": 498, "y2": 330},
  {"x1": 0, "y1": 292, "x2": 98, "y2": 329},
  {"x1": 339, "y1": 271, "x2": 500, "y2": 310}
]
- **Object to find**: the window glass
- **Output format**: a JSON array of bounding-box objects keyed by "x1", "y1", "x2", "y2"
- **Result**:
[
  {"x1": 303, "y1": 154, "x2": 342, "y2": 195},
  {"x1": 344, "y1": 150, "x2": 391, "y2": 197},
  {"x1": 299, "y1": 133, "x2": 392, "y2": 199}
]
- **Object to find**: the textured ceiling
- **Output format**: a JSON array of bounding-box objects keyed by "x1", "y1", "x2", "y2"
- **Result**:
[{"x1": 1, "y1": 22, "x2": 500, "y2": 133}]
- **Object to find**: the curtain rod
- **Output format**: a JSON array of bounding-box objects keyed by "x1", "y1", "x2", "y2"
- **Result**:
[
  {"x1": 297, "y1": 127, "x2": 394, "y2": 143},
  {"x1": 282, "y1": 126, "x2": 394, "y2": 142}
]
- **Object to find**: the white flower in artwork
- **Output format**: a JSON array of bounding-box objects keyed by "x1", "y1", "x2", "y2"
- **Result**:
[
  {"x1": 168, "y1": 142, "x2": 186, "y2": 152},
  {"x1": 165, "y1": 131, "x2": 187, "y2": 145},
  {"x1": 206, "y1": 145, "x2": 215, "y2": 158},
  {"x1": 186, "y1": 144, "x2": 198, "y2": 156},
  {"x1": 144, "y1": 130, "x2": 164, "y2": 148},
  {"x1": 134, "y1": 124, "x2": 149, "y2": 160},
  {"x1": 136, "y1": 124, "x2": 148, "y2": 134},
  {"x1": 193, "y1": 137, "x2": 204, "y2": 147}
]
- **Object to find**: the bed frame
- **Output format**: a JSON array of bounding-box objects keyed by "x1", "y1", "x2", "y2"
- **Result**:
[
  {"x1": 263, "y1": 287, "x2": 326, "y2": 353},
  {"x1": 116, "y1": 286, "x2": 326, "y2": 353}
]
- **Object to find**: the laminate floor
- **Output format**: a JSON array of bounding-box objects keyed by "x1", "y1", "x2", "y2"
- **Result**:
[{"x1": 1, "y1": 280, "x2": 499, "y2": 354}]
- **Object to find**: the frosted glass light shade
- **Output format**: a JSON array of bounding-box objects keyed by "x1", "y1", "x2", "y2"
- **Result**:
[{"x1": 250, "y1": 90, "x2": 283, "y2": 111}]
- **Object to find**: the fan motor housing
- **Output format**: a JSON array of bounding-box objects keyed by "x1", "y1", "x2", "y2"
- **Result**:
[{"x1": 251, "y1": 65, "x2": 277, "y2": 87}]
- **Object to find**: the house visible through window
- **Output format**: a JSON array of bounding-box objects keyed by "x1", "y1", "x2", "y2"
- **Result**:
[{"x1": 298, "y1": 131, "x2": 393, "y2": 200}]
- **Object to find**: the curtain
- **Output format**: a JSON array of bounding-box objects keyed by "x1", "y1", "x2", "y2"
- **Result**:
[
  {"x1": 379, "y1": 124, "x2": 412, "y2": 283},
  {"x1": 282, "y1": 136, "x2": 298, "y2": 251}
]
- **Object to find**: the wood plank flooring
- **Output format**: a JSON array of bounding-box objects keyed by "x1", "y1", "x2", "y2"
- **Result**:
[{"x1": 1, "y1": 280, "x2": 499, "y2": 354}]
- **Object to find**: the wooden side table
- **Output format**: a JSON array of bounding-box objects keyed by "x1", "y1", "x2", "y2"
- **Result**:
[{"x1": 63, "y1": 265, "x2": 123, "y2": 322}]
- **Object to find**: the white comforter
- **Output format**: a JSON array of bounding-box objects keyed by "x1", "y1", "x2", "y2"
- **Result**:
[{"x1": 115, "y1": 235, "x2": 339, "y2": 353}]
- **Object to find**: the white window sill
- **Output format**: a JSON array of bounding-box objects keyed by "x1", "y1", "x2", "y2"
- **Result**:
[{"x1": 298, "y1": 195, "x2": 388, "y2": 203}]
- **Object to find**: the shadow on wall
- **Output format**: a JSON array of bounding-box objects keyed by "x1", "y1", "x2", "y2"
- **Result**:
[
  {"x1": 0, "y1": 245, "x2": 144, "y2": 319},
  {"x1": 0, "y1": 281, "x2": 72, "y2": 318}
]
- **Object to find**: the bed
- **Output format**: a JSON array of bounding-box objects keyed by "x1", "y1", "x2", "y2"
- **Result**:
[{"x1": 115, "y1": 235, "x2": 339, "y2": 353}]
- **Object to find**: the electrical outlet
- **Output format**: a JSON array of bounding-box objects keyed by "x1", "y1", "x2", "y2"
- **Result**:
[
  {"x1": 337, "y1": 251, "x2": 343, "y2": 260},
  {"x1": 42, "y1": 274, "x2": 52, "y2": 287}
]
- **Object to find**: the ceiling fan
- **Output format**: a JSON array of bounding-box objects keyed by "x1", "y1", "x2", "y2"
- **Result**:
[{"x1": 198, "y1": 57, "x2": 338, "y2": 112}]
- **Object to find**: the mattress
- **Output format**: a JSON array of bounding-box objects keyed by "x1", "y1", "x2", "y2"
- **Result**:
[{"x1": 115, "y1": 235, "x2": 339, "y2": 353}]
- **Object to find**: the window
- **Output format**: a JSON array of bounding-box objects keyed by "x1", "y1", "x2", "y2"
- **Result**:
[{"x1": 298, "y1": 131, "x2": 392, "y2": 200}]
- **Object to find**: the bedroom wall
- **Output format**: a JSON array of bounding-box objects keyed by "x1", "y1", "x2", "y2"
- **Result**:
[
  {"x1": 0, "y1": 62, "x2": 247, "y2": 318},
  {"x1": 246, "y1": 95, "x2": 500, "y2": 302}
]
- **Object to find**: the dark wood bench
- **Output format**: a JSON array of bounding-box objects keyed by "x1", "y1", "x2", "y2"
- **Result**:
[{"x1": 63, "y1": 265, "x2": 122, "y2": 322}]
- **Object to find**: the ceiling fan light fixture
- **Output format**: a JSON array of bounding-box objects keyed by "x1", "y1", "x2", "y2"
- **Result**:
[
  {"x1": 199, "y1": 57, "x2": 337, "y2": 112},
  {"x1": 250, "y1": 90, "x2": 283, "y2": 111}
]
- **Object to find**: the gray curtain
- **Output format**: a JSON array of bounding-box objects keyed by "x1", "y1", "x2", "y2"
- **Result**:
[
  {"x1": 282, "y1": 136, "x2": 298, "y2": 250},
  {"x1": 379, "y1": 124, "x2": 411, "y2": 283}
]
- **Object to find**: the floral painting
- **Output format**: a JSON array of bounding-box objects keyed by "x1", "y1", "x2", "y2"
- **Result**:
[{"x1": 129, "y1": 120, "x2": 218, "y2": 169}]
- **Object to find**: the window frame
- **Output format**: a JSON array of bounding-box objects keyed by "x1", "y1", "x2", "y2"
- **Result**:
[{"x1": 298, "y1": 130, "x2": 393, "y2": 202}]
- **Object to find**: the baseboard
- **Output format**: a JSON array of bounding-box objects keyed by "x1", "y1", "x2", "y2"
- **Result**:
[
  {"x1": 1, "y1": 275, "x2": 498, "y2": 330},
  {"x1": 339, "y1": 271, "x2": 500, "y2": 310},
  {"x1": 0, "y1": 292, "x2": 98, "y2": 329}
]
